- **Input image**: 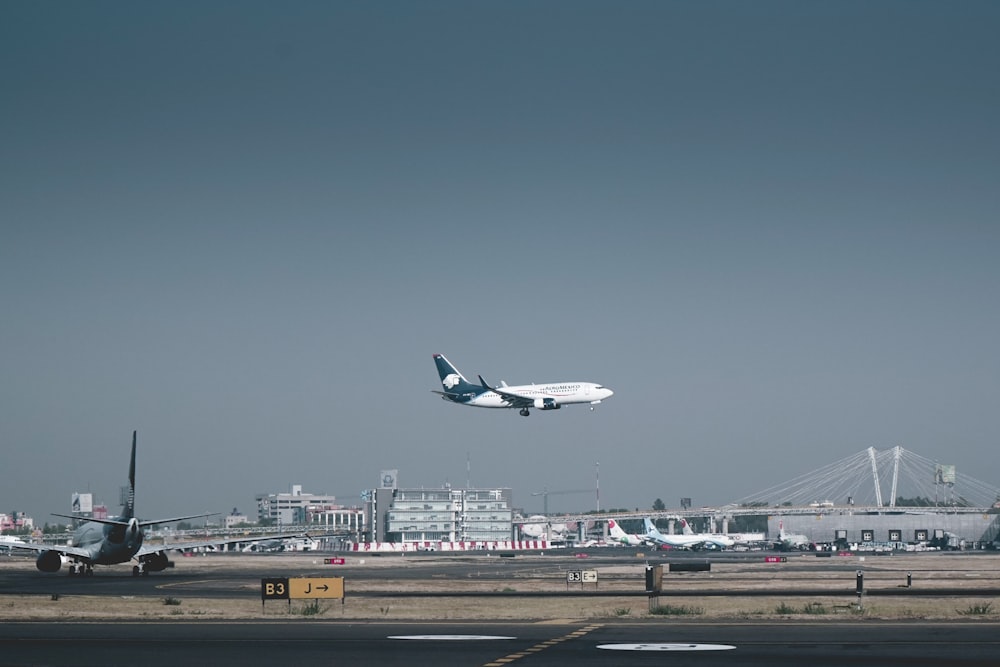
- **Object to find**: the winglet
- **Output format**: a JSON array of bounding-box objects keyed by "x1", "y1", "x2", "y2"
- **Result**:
[{"x1": 477, "y1": 374, "x2": 493, "y2": 390}]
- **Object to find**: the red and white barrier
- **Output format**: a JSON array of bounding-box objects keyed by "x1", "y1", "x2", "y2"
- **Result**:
[{"x1": 348, "y1": 540, "x2": 549, "y2": 552}]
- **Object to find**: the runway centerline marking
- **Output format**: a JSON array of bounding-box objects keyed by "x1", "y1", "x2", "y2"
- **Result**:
[
  {"x1": 388, "y1": 635, "x2": 515, "y2": 641},
  {"x1": 482, "y1": 624, "x2": 603, "y2": 667}
]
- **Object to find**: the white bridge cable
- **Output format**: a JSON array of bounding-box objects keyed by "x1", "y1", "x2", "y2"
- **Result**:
[
  {"x1": 888, "y1": 448, "x2": 999, "y2": 507},
  {"x1": 736, "y1": 447, "x2": 999, "y2": 508},
  {"x1": 737, "y1": 449, "x2": 876, "y2": 507}
]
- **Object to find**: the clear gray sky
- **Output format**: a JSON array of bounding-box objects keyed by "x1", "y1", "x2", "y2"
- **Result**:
[{"x1": 3, "y1": 1, "x2": 998, "y2": 524}]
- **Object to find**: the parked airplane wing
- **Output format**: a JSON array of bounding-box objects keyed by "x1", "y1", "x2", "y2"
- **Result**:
[
  {"x1": 51, "y1": 511, "x2": 217, "y2": 530},
  {"x1": 136, "y1": 531, "x2": 310, "y2": 557},
  {"x1": 9, "y1": 540, "x2": 92, "y2": 560}
]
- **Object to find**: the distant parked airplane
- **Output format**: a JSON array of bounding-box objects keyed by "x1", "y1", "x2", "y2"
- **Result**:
[
  {"x1": 644, "y1": 518, "x2": 734, "y2": 550},
  {"x1": 13, "y1": 431, "x2": 304, "y2": 576},
  {"x1": 775, "y1": 520, "x2": 812, "y2": 551},
  {"x1": 607, "y1": 519, "x2": 644, "y2": 546},
  {"x1": 431, "y1": 353, "x2": 613, "y2": 416}
]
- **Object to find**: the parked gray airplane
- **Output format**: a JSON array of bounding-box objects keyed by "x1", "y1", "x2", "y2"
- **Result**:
[{"x1": 15, "y1": 431, "x2": 302, "y2": 576}]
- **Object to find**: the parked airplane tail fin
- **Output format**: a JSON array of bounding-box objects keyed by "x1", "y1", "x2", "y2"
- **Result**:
[
  {"x1": 432, "y1": 354, "x2": 479, "y2": 394},
  {"x1": 123, "y1": 430, "x2": 136, "y2": 520}
]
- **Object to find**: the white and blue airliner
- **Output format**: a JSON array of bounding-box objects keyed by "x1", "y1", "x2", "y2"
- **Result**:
[{"x1": 432, "y1": 353, "x2": 613, "y2": 417}]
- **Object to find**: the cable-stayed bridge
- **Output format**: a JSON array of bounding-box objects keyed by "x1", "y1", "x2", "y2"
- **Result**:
[
  {"x1": 735, "y1": 446, "x2": 998, "y2": 510},
  {"x1": 542, "y1": 447, "x2": 1000, "y2": 546},
  {"x1": 555, "y1": 447, "x2": 998, "y2": 523}
]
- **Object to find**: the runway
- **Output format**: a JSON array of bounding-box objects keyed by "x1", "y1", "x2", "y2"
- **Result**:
[
  {"x1": 2, "y1": 551, "x2": 999, "y2": 665},
  {"x1": 1, "y1": 620, "x2": 998, "y2": 666}
]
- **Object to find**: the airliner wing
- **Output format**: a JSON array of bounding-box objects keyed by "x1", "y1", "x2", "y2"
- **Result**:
[
  {"x1": 136, "y1": 531, "x2": 310, "y2": 556},
  {"x1": 51, "y1": 511, "x2": 217, "y2": 529},
  {"x1": 138, "y1": 513, "x2": 217, "y2": 528},
  {"x1": 478, "y1": 375, "x2": 534, "y2": 409},
  {"x1": 9, "y1": 540, "x2": 93, "y2": 559}
]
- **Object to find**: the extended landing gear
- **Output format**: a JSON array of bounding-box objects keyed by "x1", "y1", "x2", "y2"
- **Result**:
[
  {"x1": 68, "y1": 563, "x2": 93, "y2": 577},
  {"x1": 519, "y1": 408, "x2": 530, "y2": 416},
  {"x1": 132, "y1": 564, "x2": 148, "y2": 577}
]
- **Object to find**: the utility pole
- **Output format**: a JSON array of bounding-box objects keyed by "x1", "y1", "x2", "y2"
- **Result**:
[
  {"x1": 595, "y1": 461, "x2": 600, "y2": 512},
  {"x1": 531, "y1": 488, "x2": 592, "y2": 515}
]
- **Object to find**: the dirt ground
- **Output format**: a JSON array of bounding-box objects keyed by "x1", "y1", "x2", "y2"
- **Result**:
[{"x1": 2, "y1": 551, "x2": 998, "y2": 622}]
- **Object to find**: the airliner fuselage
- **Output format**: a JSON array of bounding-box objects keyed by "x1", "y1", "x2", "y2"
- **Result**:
[{"x1": 462, "y1": 382, "x2": 610, "y2": 409}]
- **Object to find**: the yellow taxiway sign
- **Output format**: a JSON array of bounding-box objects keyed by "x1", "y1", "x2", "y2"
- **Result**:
[{"x1": 288, "y1": 577, "x2": 345, "y2": 599}]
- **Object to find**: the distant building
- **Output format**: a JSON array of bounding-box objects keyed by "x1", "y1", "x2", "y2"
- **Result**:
[
  {"x1": 0, "y1": 512, "x2": 33, "y2": 532},
  {"x1": 770, "y1": 511, "x2": 1000, "y2": 548},
  {"x1": 224, "y1": 508, "x2": 250, "y2": 529},
  {"x1": 365, "y1": 482, "x2": 514, "y2": 543},
  {"x1": 255, "y1": 485, "x2": 363, "y2": 533}
]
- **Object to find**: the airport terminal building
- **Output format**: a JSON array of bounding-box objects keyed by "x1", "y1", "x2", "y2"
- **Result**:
[
  {"x1": 385, "y1": 487, "x2": 514, "y2": 543},
  {"x1": 363, "y1": 472, "x2": 514, "y2": 544}
]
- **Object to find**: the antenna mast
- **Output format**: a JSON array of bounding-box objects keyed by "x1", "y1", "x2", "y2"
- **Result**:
[{"x1": 595, "y1": 461, "x2": 600, "y2": 512}]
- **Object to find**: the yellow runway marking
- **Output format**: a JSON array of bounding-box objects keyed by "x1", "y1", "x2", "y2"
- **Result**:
[{"x1": 482, "y1": 624, "x2": 603, "y2": 666}]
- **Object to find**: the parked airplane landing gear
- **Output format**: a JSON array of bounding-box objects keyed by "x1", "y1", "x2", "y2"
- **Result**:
[
  {"x1": 519, "y1": 408, "x2": 530, "y2": 416},
  {"x1": 132, "y1": 564, "x2": 148, "y2": 577},
  {"x1": 68, "y1": 562, "x2": 93, "y2": 577}
]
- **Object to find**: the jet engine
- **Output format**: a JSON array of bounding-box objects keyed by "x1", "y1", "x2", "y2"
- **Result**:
[
  {"x1": 36, "y1": 550, "x2": 63, "y2": 573},
  {"x1": 533, "y1": 397, "x2": 561, "y2": 410},
  {"x1": 140, "y1": 551, "x2": 171, "y2": 572}
]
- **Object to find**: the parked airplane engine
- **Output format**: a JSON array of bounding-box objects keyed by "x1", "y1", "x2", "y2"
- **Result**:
[
  {"x1": 36, "y1": 550, "x2": 63, "y2": 573},
  {"x1": 533, "y1": 398, "x2": 561, "y2": 410},
  {"x1": 141, "y1": 551, "x2": 171, "y2": 572}
]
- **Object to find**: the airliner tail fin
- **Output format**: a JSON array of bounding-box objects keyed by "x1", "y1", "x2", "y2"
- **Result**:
[
  {"x1": 432, "y1": 354, "x2": 478, "y2": 393},
  {"x1": 123, "y1": 430, "x2": 137, "y2": 520}
]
